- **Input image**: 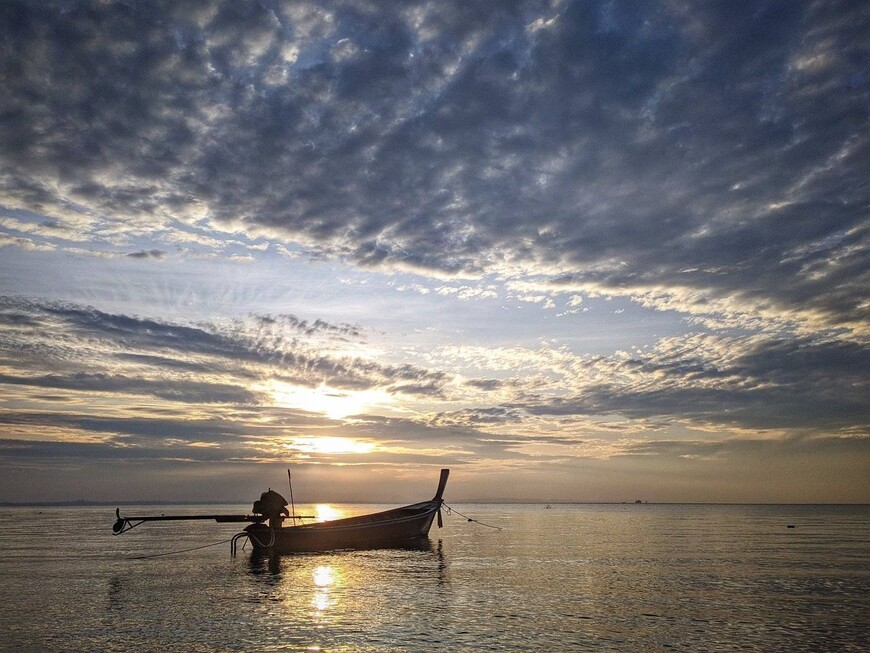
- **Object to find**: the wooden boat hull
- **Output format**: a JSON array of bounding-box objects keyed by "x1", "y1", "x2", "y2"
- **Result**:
[
  {"x1": 244, "y1": 500, "x2": 440, "y2": 553},
  {"x1": 113, "y1": 469, "x2": 449, "y2": 555}
]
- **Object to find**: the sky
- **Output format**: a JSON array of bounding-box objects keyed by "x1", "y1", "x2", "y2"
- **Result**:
[{"x1": 0, "y1": 0, "x2": 868, "y2": 504}]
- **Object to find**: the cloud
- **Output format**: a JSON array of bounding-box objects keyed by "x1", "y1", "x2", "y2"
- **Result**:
[
  {"x1": 506, "y1": 333, "x2": 870, "y2": 432},
  {"x1": 0, "y1": 295, "x2": 867, "y2": 503},
  {"x1": 2, "y1": 296, "x2": 864, "y2": 449},
  {"x1": 439, "y1": 328, "x2": 869, "y2": 436},
  {"x1": 0, "y1": 1, "x2": 866, "y2": 333},
  {"x1": 0, "y1": 296, "x2": 451, "y2": 403},
  {"x1": 126, "y1": 249, "x2": 166, "y2": 260},
  {"x1": 615, "y1": 433, "x2": 870, "y2": 462},
  {"x1": 435, "y1": 284, "x2": 499, "y2": 301},
  {"x1": 0, "y1": 372, "x2": 263, "y2": 405},
  {"x1": 254, "y1": 313, "x2": 361, "y2": 339},
  {"x1": 0, "y1": 234, "x2": 56, "y2": 252}
]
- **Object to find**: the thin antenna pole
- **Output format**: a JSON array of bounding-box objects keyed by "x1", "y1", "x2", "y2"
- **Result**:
[{"x1": 287, "y1": 469, "x2": 296, "y2": 520}]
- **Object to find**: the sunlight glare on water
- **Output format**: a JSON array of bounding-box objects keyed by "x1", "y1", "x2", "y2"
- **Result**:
[{"x1": 314, "y1": 504, "x2": 344, "y2": 522}]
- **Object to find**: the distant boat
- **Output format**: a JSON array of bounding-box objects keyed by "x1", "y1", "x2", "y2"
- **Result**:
[{"x1": 113, "y1": 469, "x2": 450, "y2": 554}]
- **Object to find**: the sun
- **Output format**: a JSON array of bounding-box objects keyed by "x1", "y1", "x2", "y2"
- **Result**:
[{"x1": 266, "y1": 381, "x2": 393, "y2": 420}]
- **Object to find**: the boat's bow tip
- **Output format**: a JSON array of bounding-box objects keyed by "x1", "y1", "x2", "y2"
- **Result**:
[
  {"x1": 434, "y1": 468, "x2": 449, "y2": 528},
  {"x1": 434, "y1": 468, "x2": 450, "y2": 501}
]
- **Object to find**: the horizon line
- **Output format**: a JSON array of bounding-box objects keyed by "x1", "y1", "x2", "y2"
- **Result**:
[{"x1": 2, "y1": 500, "x2": 868, "y2": 508}]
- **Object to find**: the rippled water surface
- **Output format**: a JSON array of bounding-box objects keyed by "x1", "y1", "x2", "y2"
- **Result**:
[{"x1": 1, "y1": 504, "x2": 867, "y2": 651}]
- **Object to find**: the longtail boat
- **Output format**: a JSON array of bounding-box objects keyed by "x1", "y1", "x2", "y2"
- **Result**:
[{"x1": 113, "y1": 469, "x2": 449, "y2": 554}]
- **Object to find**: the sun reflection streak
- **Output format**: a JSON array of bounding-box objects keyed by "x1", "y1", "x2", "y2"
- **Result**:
[
  {"x1": 313, "y1": 565, "x2": 334, "y2": 587},
  {"x1": 311, "y1": 565, "x2": 338, "y2": 616}
]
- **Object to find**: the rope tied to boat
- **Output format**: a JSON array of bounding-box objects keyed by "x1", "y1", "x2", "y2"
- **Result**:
[
  {"x1": 442, "y1": 503, "x2": 502, "y2": 530},
  {"x1": 241, "y1": 526, "x2": 275, "y2": 551},
  {"x1": 126, "y1": 537, "x2": 237, "y2": 560}
]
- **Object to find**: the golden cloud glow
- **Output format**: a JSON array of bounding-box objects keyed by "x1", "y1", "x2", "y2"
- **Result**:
[
  {"x1": 266, "y1": 381, "x2": 394, "y2": 419},
  {"x1": 288, "y1": 436, "x2": 376, "y2": 456}
]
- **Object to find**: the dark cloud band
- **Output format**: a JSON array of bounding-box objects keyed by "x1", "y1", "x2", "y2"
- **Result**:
[{"x1": 1, "y1": 1, "x2": 867, "y2": 330}]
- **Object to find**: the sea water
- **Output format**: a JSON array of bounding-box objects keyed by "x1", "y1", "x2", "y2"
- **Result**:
[{"x1": 0, "y1": 504, "x2": 867, "y2": 652}]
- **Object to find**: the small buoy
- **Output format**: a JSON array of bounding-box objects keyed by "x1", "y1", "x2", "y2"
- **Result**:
[{"x1": 787, "y1": 525, "x2": 796, "y2": 528}]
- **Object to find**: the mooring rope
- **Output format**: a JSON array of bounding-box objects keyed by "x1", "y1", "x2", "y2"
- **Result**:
[
  {"x1": 127, "y1": 537, "x2": 236, "y2": 560},
  {"x1": 442, "y1": 503, "x2": 502, "y2": 530}
]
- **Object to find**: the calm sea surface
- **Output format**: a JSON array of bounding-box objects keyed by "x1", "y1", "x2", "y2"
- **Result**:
[{"x1": 1, "y1": 503, "x2": 867, "y2": 652}]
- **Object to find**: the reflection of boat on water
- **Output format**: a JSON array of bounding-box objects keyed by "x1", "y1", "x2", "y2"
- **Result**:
[
  {"x1": 248, "y1": 538, "x2": 439, "y2": 575},
  {"x1": 113, "y1": 469, "x2": 450, "y2": 554}
]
